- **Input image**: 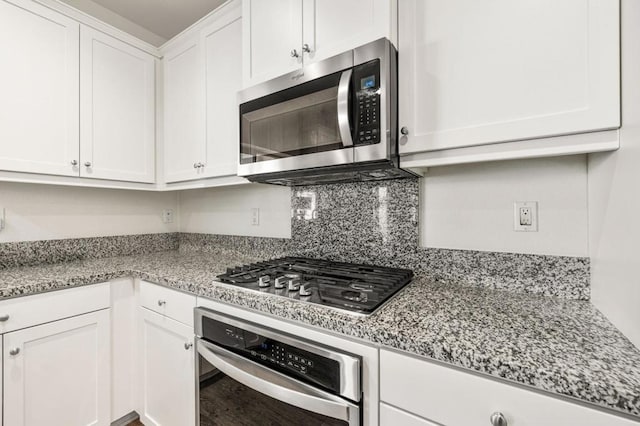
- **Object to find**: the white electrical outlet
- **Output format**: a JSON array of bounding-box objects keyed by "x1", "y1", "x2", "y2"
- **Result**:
[
  {"x1": 251, "y1": 208, "x2": 260, "y2": 226},
  {"x1": 514, "y1": 201, "x2": 538, "y2": 232},
  {"x1": 162, "y1": 209, "x2": 174, "y2": 224}
]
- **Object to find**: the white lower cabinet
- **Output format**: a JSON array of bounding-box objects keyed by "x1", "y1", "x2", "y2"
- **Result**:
[
  {"x1": 137, "y1": 307, "x2": 195, "y2": 426},
  {"x1": 3, "y1": 309, "x2": 111, "y2": 426},
  {"x1": 380, "y1": 349, "x2": 639, "y2": 426},
  {"x1": 380, "y1": 403, "x2": 438, "y2": 426}
]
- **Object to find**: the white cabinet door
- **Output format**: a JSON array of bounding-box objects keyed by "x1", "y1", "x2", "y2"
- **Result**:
[
  {"x1": 302, "y1": 0, "x2": 392, "y2": 65},
  {"x1": 398, "y1": 0, "x2": 620, "y2": 155},
  {"x1": 380, "y1": 350, "x2": 639, "y2": 426},
  {"x1": 80, "y1": 26, "x2": 156, "y2": 183},
  {"x1": 380, "y1": 403, "x2": 439, "y2": 426},
  {"x1": 0, "y1": 0, "x2": 79, "y2": 177},
  {"x1": 3, "y1": 309, "x2": 111, "y2": 426},
  {"x1": 163, "y1": 36, "x2": 206, "y2": 183},
  {"x1": 202, "y1": 3, "x2": 242, "y2": 178},
  {"x1": 138, "y1": 307, "x2": 195, "y2": 426},
  {"x1": 242, "y1": 0, "x2": 302, "y2": 87}
]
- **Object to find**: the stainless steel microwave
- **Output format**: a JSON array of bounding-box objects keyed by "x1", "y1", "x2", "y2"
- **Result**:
[{"x1": 237, "y1": 38, "x2": 416, "y2": 186}]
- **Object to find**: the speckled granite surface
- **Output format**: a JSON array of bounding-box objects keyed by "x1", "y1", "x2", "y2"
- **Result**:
[
  {"x1": 0, "y1": 233, "x2": 178, "y2": 269},
  {"x1": 0, "y1": 250, "x2": 637, "y2": 418}
]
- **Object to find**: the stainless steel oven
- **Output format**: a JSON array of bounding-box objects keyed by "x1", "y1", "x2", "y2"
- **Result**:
[
  {"x1": 237, "y1": 38, "x2": 416, "y2": 186},
  {"x1": 195, "y1": 308, "x2": 362, "y2": 425}
]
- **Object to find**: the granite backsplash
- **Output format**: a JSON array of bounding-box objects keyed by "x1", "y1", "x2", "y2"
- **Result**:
[{"x1": 0, "y1": 178, "x2": 589, "y2": 299}]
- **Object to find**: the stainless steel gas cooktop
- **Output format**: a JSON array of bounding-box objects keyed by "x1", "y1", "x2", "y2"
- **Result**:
[{"x1": 216, "y1": 257, "x2": 413, "y2": 315}]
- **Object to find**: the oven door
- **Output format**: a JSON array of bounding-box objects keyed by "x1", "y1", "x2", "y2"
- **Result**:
[{"x1": 197, "y1": 338, "x2": 361, "y2": 426}]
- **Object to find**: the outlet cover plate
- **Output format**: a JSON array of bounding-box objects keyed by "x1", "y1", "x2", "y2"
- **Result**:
[{"x1": 514, "y1": 201, "x2": 538, "y2": 232}]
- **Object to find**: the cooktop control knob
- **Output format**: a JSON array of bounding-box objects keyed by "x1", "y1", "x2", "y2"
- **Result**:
[
  {"x1": 288, "y1": 279, "x2": 300, "y2": 292},
  {"x1": 299, "y1": 284, "x2": 312, "y2": 297},
  {"x1": 274, "y1": 276, "x2": 287, "y2": 289},
  {"x1": 258, "y1": 275, "x2": 270, "y2": 288}
]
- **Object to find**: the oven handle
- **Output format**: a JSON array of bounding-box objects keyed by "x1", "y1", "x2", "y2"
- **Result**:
[
  {"x1": 197, "y1": 338, "x2": 360, "y2": 424},
  {"x1": 337, "y1": 69, "x2": 354, "y2": 147}
]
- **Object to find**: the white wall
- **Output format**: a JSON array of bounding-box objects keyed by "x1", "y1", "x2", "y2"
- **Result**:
[
  {"x1": 178, "y1": 183, "x2": 291, "y2": 238},
  {"x1": 588, "y1": 0, "x2": 640, "y2": 348},
  {"x1": 420, "y1": 155, "x2": 588, "y2": 257},
  {"x1": 0, "y1": 182, "x2": 178, "y2": 242}
]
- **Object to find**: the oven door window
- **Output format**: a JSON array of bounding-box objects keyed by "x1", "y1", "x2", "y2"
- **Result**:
[
  {"x1": 199, "y1": 370, "x2": 348, "y2": 426},
  {"x1": 240, "y1": 72, "x2": 347, "y2": 165}
]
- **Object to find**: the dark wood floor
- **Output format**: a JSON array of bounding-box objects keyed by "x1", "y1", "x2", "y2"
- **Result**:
[{"x1": 126, "y1": 421, "x2": 143, "y2": 426}]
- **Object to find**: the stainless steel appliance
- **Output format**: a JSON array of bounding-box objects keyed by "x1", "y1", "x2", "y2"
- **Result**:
[
  {"x1": 216, "y1": 257, "x2": 413, "y2": 315},
  {"x1": 195, "y1": 309, "x2": 362, "y2": 425},
  {"x1": 238, "y1": 38, "x2": 416, "y2": 186}
]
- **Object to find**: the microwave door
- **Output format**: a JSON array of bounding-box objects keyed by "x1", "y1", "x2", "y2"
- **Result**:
[{"x1": 238, "y1": 69, "x2": 355, "y2": 177}]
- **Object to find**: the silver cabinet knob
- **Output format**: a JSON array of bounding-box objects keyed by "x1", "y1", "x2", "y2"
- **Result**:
[
  {"x1": 84, "y1": 161, "x2": 92, "y2": 167},
  {"x1": 0, "y1": 314, "x2": 9, "y2": 322},
  {"x1": 490, "y1": 412, "x2": 508, "y2": 426},
  {"x1": 184, "y1": 342, "x2": 193, "y2": 350},
  {"x1": 199, "y1": 162, "x2": 205, "y2": 168},
  {"x1": 400, "y1": 127, "x2": 409, "y2": 136},
  {"x1": 193, "y1": 162, "x2": 199, "y2": 169},
  {"x1": 290, "y1": 49, "x2": 299, "y2": 58},
  {"x1": 70, "y1": 160, "x2": 78, "y2": 166},
  {"x1": 302, "y1": 43, "x2": 311, "y2": 53},
  {"x1": 157, "y1": 300, "x2": 166, "y2": 306},
  {"x1": 9, "y1": 348, "x2": 20, "y2": 356}
]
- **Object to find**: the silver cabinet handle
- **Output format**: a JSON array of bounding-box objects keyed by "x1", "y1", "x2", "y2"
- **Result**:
[
  {"x1": 490, "y1": 412, "x2": 508, "y2": 426},
  {"x1": 302, "y1": 43, "x2": 311, "y2": 53},
  {"x1": 70, "y1": 160, "x2": 78, "y2": 166},
  {"x1": 401, "y1": 127, "x2": 409, "y2": 136},
  {"x1": 9, "y1": 348, "x2": 20, "y2": 356},
  {"x1": 157, "y1": 300, "x2": 166, "y2": 306},
  {"x1": 184, "y1": 342, "x2": 193, "y2": 350},
  {"x1": 290, "y1": 49, "x2": 299, "y2": 58},
  {"x1": 84, "y1": 161, "x2": 92, "y2": 167},
  {"x1": 193, "y1": 162, "x2": 199, "y2": 169},
  {"x1": 199, "y1": 163, "x2": 205, "y2": 168},
  {"x1": 0, "y1": 314, "x2": 9, "y2": 322}
]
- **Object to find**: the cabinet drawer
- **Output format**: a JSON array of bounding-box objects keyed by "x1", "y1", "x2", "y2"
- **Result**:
[
  {"x1": 0, "y1": 283, "x2": 110, "y2": 334},
  {"x1": 380, "y1": 349, "x2": 639, "y2": 426},
  {"x1": 139, "y1": 281, "x2": 196, "y2": 326},
  {"x1": 380, "y1": 403, "x2": 438, "y2": 426}
]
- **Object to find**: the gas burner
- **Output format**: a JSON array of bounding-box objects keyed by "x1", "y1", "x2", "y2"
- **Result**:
[{"x1": 216, "y1": 257, "x2": 413, "y2": 315}]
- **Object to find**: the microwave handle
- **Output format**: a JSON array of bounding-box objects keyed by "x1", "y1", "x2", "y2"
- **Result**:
[
  {"x1": 197, "y1": 338, "x2": 359, "y2": 423},
  {"x1": 337, "y1": 69, "x2": 354, "y2": 147}
]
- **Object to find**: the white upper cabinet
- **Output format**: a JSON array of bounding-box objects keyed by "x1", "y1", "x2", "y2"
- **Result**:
[
  {"x1": 163, "y1": 35, "x2": 206, "y2": 183},
  {"x1": 0, "y1": 0, "x2": 79, "y2": 177},
  {"x1": 243, "y1": 0, "x2": 393, "y2": 87},
  {"x1": 398, "y1": 0, "x2": 621, "y2": 156},
  {"x1": 163, "y1": 0, "x2": 242, "y2": 183},
  {"x1": 80, "y1": 26, "x2": 156, "y2": 183},
  {"x1": 242, "y1": 0, "x2": 302, "y2": 87},
  {"x1": 302, "y1": 0, "x2": 393, "y2": 65},
  {"x1": 202, "y1": 5, "x2": 243, "y2": 178}
]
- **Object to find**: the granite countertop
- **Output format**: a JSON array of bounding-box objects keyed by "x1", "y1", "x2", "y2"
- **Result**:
[{"x1": 1, "y1": 249, "x2": 639, "y2": 419}]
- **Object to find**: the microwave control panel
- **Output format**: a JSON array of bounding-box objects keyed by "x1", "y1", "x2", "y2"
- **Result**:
[{"x1": 353, "y1": 60, "x2": 381, "y2": 146}]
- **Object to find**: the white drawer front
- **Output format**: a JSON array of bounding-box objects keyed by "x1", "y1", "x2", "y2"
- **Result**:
[
  {"x1": 139, "y1": 281, "x2": 196, "y2": 326},
  {"x1": 0, "y1": 283, "x2": 110, "y2": 334},
  {"x1": 380, "y1": 349, "x2": 639, "y2": 426},
  {"x1": 380, "y1": 403, "x2": 439, "y2": 426}
]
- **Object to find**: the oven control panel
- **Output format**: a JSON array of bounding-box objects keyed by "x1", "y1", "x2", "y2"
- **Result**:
[
  {"x1": 353, "y1": 59, "x2": 381, "y2": 146},
  {"x1": 202, "y1": 316, "x2": 343, "y2": 395}
]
